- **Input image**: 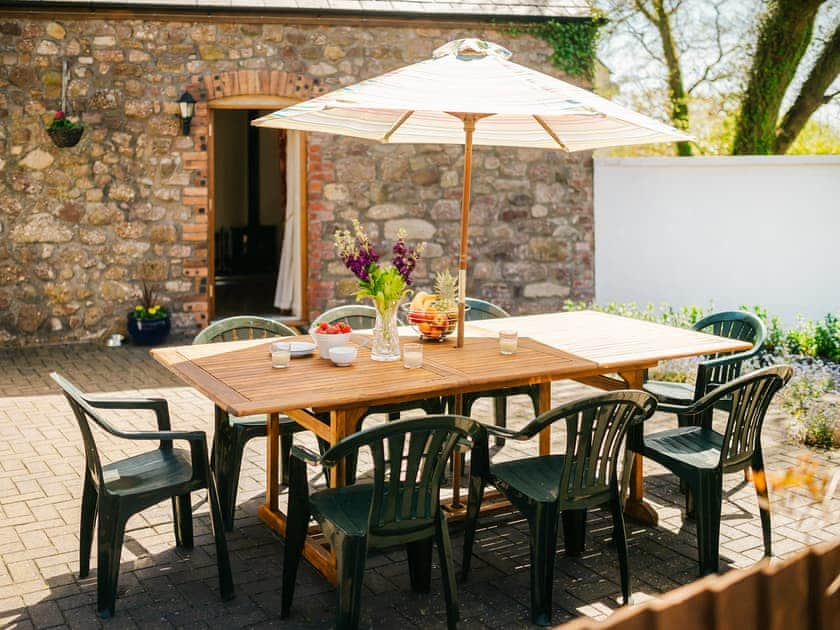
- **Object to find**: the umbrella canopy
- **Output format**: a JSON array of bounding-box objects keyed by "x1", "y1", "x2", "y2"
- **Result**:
[{"x1": 254, "y1": 39, "x2": 692, "y2": 346}]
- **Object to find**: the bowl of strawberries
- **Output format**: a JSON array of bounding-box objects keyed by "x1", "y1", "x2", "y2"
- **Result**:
[{"x1": 310, "y1": 321, "x2": 353, "y2": 359}]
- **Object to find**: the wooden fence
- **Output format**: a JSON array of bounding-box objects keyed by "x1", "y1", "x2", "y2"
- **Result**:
[{"x1": 562, "y1": 539, "x2": 839, "y2": 630}]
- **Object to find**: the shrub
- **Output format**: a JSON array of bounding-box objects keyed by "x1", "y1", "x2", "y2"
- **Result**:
[{"x1": 815, "y1": 313, "x2": 840, "y2": 363}]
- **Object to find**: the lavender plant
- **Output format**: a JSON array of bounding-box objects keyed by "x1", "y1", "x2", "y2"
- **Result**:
[{"x1": 777, "y1": 359, "x2": 840, "y2": 449}]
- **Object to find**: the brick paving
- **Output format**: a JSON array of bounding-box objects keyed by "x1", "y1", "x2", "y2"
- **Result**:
[{"x1": 0, "y1": 341, "x2": 838, "y2": 629}]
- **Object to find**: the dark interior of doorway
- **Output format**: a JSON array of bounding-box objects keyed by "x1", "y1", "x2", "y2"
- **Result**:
[{"x1": 213, "y1": 110, "x2": 288, "y2": 319}]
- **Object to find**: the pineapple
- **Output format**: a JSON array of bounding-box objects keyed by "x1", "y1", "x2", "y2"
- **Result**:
[{"x1": 434, "y1": 270, "x2": 458, "y2": 315}]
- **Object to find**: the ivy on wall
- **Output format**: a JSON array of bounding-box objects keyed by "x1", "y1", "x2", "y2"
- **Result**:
[{"x1": 503, "y1": 18, "x2": 602, "y2": 79}]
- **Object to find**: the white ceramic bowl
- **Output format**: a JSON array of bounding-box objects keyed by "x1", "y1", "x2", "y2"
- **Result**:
[
  {"x1": 329, "y1": 345, "x2": 358, "y2": 367},
  {"x1": 310, "y1": 330, "x2": 353, "y2": 359}
]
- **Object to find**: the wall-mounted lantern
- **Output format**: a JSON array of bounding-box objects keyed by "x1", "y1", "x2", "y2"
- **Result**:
[{"x1": 177, "y1": 91, "x2": 196, "y2": 135}]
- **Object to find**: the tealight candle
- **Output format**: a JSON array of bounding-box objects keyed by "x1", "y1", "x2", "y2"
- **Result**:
[
  {"x1": 499, "y1": 330, "x2": 518, "y2": 355},
  {"x1": 403, "y1": 343, "x2": 423, "y2": 369},
  {"x1": 271, "y1": 343, "x2": 291, "y2": 368}
]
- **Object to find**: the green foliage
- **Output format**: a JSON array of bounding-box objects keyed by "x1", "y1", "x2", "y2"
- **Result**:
[
  {"x1": 503, "y1": 17, "x2": 602, "y2": 78},
  {"x1": 815, "y1": 313, "x2": 840, "y2": 363},
  {"x1": 47, "y1": 110, "x2": 82, "y2": 131}
]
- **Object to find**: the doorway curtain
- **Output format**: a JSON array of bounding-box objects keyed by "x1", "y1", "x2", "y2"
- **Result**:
[{"x1": 273, "y1": 130, "x2": 301, "y2": 314}]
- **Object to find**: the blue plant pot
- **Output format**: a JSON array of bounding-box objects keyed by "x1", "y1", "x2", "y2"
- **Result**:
[{"x1": 126, "y1": 314, "x2": 171, "y2": 346}]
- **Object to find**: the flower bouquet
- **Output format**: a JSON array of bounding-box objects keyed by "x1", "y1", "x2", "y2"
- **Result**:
[{"x1": 334, "y1": 220, "x2": 425, "y2": 361}]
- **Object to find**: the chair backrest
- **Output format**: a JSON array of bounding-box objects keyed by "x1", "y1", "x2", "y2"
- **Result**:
[
  {"x1": 517, "y1": 391, "x2": 657, "y2": 506},
  {"x1": 193, "y1": 316, "x2": 298, "y2": 344},
  {"x1": 464, "y1": 297, "x2": 509, "y2": 321},
  {"x1": 694, "y1": 365, "x2": 792, "y2": 470},
  {"x1": 51, "y1": 373, "x2": 111, "y2": 488},
  {"x1": 312, "y1": 304, "x2": 394, "y2": 330},
  {"x1": 692, "y1": 310, "x2": 767, "y2": 389},
  {"x1": 320, "y1": 416, "x2": 486, "y2": 540}
]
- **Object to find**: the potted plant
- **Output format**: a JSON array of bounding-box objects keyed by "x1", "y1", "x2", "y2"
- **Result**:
[
  {"x1": 46, "y1": 110, "x2": 84, "y2": 148},
  {"x1": 126, "y1": 284, "x2": 171, "y2": 346}
]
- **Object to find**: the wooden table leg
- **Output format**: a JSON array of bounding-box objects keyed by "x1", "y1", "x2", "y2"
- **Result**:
[
  {"x1": 537, "y1": 382, "x2": 551, "y2": 455},
  {"x1": 266, "y1": 412, "x2": 280, "y2": 512},
  {"x1": 329, "y1": 408, "x2": 367, "y2": 488},
  {"x1": 450, "y1": 394, "x2": 464, "y2": 509},
  {"x1": 618, "y1": 370, "x2": 659, "y2": 526}
]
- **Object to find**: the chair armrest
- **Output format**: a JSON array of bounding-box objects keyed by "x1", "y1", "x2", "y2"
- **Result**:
[
  {"x1": 699, "y1": 348, "x2": 756, "y2": 370},
  {"x1": 485, "y1": 425, "x2": 525, "y2": 440},
  {"x1": 110, "y1": 428, "x2": 206, "y2": 443},
  {"x1": 85, "y1": 396, "x2": 172, "y2": 431},
  {"x1": 291, "y1": 444, "x2": 323, "y2": 466}
]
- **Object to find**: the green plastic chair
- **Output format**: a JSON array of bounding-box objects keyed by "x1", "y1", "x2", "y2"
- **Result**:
[
  {"x1": 635, "y1": 365, "x2": 792, "y2": 575},
  {"x1": 281, "y1": 415, "x2": 488, "y2": 630},
  {"x1": 644, "y1": 310, "x2": 767, "y2": 417},
  {"x1": 312, "y1": 305, "x2": 444, "y2": 484},
  {"x1": 194, "y1": 316, "x2": 302, "y2": 530},
  {"x1": 51, "y1": 373, "x2": 234, "y2": 618},
  {"x1": 462, "y1": 390, "x2": 657, "y2": 626},
  {"x1": 456, "y1": 298, "x2": 540, "y2": 447}
]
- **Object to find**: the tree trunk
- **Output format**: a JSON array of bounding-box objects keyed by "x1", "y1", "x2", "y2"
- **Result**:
[
  {"x1": 650, "y1": 0, "x2": 693, "y2": 156},
  {"x1": 774, "y1": 22, "x2": 840, "y2": 154},
  {"x1": 732, "y1": 0, "x2": 826, "y2": 155}
]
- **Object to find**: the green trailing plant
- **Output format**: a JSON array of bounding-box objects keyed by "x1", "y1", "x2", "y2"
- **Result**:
[{"x1": 501, "y1": 16, "x2": 602, "y2": 78}]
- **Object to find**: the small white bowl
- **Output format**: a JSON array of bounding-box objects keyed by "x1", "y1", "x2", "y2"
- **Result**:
[
  {"x1": 329, "y1": 345, "x2": 358, "y2": 367},
  {"x1": 310, "y1": 329, "x2": 353, "y2": 359}
]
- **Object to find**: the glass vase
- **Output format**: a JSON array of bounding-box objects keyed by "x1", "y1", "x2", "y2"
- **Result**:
[{"x1": 371, "y1": 299, "x2": 402, "y2": 362}]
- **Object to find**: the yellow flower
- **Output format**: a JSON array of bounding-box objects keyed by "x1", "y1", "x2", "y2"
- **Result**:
[{"x1": 135, "y1": 305, "x2": 143, "y2": 311}]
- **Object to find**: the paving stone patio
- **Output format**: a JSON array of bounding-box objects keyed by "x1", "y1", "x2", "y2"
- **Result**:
[{"x1": 1, "y1": 340, "x2": 838, "y2": 629}]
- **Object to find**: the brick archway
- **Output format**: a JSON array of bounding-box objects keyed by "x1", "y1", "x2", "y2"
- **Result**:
[{"x1": 178, "y1": 70, "x2": 327, "y2": 328}]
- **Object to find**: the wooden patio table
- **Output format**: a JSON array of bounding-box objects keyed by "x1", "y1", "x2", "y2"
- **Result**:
[{"x1": 151, "y1": 310, "x2": 751, "y2": 582}]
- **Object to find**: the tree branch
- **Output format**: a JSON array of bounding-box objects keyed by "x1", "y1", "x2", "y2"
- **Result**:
[
  {"x1": 775, "y1": 20, "x2": 840, "y2": 153},
  {"x1": 733, "y1": 0, "x2": 827, "y2": 155}
]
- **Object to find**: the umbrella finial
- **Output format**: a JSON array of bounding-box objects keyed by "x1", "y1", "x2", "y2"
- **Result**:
[{"x1": 433, "y1": 39, "x2": 512, "y2": 61}]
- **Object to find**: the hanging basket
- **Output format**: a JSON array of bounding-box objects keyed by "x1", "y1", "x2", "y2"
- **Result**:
[{"x1": 47, "y1": 126, "x2": 84, "y2": 148}]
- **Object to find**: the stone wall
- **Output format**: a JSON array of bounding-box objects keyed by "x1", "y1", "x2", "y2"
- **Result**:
[{"x1": 0, "y1": 13, "x2": 594, "y2": 346}]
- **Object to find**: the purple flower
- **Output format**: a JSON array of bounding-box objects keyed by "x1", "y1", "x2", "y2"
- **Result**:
[
  {"x1": 334, "y1": 221, "x2": 425, "y2": 299},
  {"x1": 392, "y1": 233, "x2": 424, "y2": 285}
]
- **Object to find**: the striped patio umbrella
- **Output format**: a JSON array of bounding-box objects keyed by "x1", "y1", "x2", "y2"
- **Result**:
[{"x1": 254, "y1": 39, "x2": 691, "y2": 347}]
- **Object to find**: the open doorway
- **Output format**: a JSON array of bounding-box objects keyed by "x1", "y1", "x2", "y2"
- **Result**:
[{"x1": 210, "y1": 105, "x2": 305, "y2": 323}]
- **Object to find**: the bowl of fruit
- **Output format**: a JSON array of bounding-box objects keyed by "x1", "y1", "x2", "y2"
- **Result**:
[
  {"x1": 401, "y1": 271, "x2": 469, "y2": 342},
  {"x1": 310, "y1": 321, "x2": 353, "y2": 359}
]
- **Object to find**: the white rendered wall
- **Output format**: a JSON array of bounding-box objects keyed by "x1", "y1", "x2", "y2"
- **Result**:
[{"x1": 593, "y1": 156, "x2": 840, "y2": 325}]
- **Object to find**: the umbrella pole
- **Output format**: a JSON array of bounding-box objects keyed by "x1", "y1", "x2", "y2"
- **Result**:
[{"x1": 456, "y1": 115, "x2": 476, "y2": 349}]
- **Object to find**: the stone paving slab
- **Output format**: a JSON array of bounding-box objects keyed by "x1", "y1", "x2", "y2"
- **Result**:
[{"x1": 0, "y1": 342, "x2": 837, "y2": 629}]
